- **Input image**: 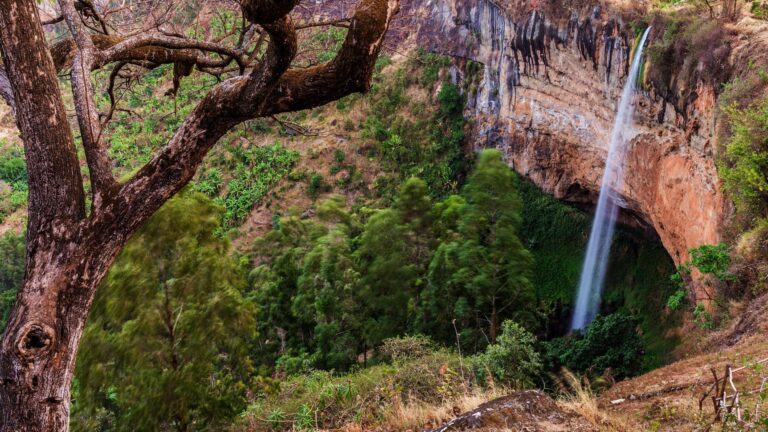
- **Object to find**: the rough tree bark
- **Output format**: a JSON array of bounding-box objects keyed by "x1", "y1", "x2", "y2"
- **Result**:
[{"x1": 0, "y1": 0, "x2": 399, "y2": 430}]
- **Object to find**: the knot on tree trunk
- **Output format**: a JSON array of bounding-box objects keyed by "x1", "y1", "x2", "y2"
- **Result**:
[{"x1": 16, "y1": 323, "x2": 56, "y2": 359}]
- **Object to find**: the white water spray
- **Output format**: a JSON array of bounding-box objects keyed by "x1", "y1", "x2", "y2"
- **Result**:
[{"x1": 571, "y1": 27, "x2": 652, "y2": 331}]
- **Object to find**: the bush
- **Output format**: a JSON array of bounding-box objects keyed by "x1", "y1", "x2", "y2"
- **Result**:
[
  {"x1": 380, "y1": 335, "x2": 436, "y2": 362},
  {"x1": 719, "y1": 96, "x2": 768, "y2": 220},
  {"x1": 0, "y1": 231, "x2": 24, "y2": 331},
  {"x1": 693, "y1": 303, "x2": 715, "y2": 329},
  {"x1": 221, "y1": 143, "x2": 299, "y2": 226},
  {"x1": 238, "y1": 350, "x2": 467, "y2": 431},
  {"x1": 671, "y1": 243, "x2": 735, "y2": 302},
  {"x1": 752, "y1": 1, "x2": 768, "y2": 19},
  {"x1": 308, "y1": 172, "x2": 329, "y2": 199},
  {"x1": 544, "y1": 313, "x2": 644, "y2": 379},
  {"x1": 471, "y1": 321, "x2": 542, "y2": 388},
  {"x1": 666, "y1": 289, "x2": 687, "y2": 311}
]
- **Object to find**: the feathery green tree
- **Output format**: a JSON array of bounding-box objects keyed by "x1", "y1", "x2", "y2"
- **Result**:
[
  {"x1": 419, "y1": 150, "x2": 535, "y2": 348},
  {"x1": 72, "y1": 191, "x2": 255, "y2": 432},
  {"x1": 356, "y1": 178, "x2": 435, "y2": 345}
]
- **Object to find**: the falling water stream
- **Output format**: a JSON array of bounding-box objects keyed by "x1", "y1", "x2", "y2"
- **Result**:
[{"x1": 571, "y1": 27, "x2": 652, "y2": 331}]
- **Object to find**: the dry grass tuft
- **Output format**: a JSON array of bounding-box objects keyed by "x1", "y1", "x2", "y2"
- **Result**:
[
  {"x1": 381, "y1": 387, "x2": 509, "y2": 431},
  {"x1": 556, "y1": 369, "x2": 636, "y2": 432}
]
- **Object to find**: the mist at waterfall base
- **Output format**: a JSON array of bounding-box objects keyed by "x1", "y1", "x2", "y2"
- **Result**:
[{"x1": 570, "y1": 27, "x2": 652, "y2": 331}]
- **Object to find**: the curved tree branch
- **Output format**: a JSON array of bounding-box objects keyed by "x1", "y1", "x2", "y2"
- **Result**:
[{"x1": 110, "y1": 0, "x2": 399, "y2": 237}]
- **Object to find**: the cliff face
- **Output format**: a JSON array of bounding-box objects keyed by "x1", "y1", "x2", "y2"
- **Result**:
[{"x1": 403, "y1": 0, "x2": 726, "y2": 267}]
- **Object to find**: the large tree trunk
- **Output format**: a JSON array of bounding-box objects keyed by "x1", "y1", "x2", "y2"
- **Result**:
[
  {"x1": 0, "y1": 233, "x2": 121, "y2": 431},
  {"x1": 0, "y1": 0, "x2": 398, "y2": 429}
]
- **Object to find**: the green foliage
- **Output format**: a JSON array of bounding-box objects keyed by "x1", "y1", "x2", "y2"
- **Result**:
[
  {"x1": 752, "y1": 1, "x2": 768, "y2": 19},
  {"x1": 719, "y1": 96, "x2": 768, "y2": 220},
  {"x1": 251, "y1": 155, "x2": 537, "y2": 373},
  {"x1": 362, "y1": 58, "x2": 468, "y2": 200},
  {"x1": 380, "y1": 335, "x2": 436, "y2": 361},
  {"x1": 357, "y1": 177, "x2": 434, "y2": 346},
  {"x1": 333, "y1": 149, "x2": 345, "y2": 163},
  {"x1": 518, "y1": 179, "x2": 589, "y2": 308},
  {"x1": 220, "y1": 143, "x2": 299, "y2": 226},
  {"x1": 670, "y1": 243, "x2": 733, "y2": 315},
  {"x1": 666, "y1": 289, "x2": 687, "y2": 311},
  {"x1": 693, "y1": 303, "x2": 715, "y2": 329},
  {"x1": 544, "y1": 313, "x2": 644, "y2": 379},
  {"x1": 689, "y1": 243, "x2": 734, "y2": 281},
  {"x1": 309, "y1": 28, "x2": 347, "y2": 64},
  {"x1": 238, "y1": 348, "x2": 467, "y2": 431},
  {"x1": 307, "y1": 172, "x2": 329, "y2": 200},
  {"x1": 645, "y1": 15, "x2": 730, "y2": 101},
  {"x1": 0, "y1": 231, "x2": 24, "y2": 331},
  {"x1": 72, "y1": 191, "x2": 256, "y2": 432},
  {"x1": 102, "y1": 64, "x2": 218, "y2": 173},
  {"x1": 471, "y1": 321, "x2": 542, "y2": 388},
  {"x1": 418, "y1": 150, "x2": 535, "y2": 348},
  {"x1": 0, "y1": 149, "x2": 29, "y2": 220},
  {"x1": 0, "y1": 150, "x2": 27, "y2": 184},
  {"x1": 194, "y1": 168, "x2": 223, "y2": 196},
  {"x1": 415, "y1": 48, "x2": 452, "y2": 87},
  {"x1": 294, "y1": 226, "x2": 362, "y2": 370}
]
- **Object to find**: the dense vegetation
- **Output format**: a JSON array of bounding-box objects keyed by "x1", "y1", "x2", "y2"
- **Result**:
[
  {"x1": 0, "y1": 19, "x2": 685, "y2": 430},
  {"x1": 249, "y1": 150, "x2": 535, "y2": 374},
  {"x1": 72, "y1": 192, "x2": 255, "y2": 431},
  {"x1": 0, "y1": 52, "x2": 680, "y2": 428}
]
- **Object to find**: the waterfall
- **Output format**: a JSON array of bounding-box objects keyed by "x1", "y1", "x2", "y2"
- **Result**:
[{"x1": 570, "y1": 27, "x2": 652, "y2": 331}]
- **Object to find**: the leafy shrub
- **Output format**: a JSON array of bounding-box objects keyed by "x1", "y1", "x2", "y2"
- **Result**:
[
  {"x1": 333, "y1": 149, "x2": 345, "y2": 163},
  {"x1": 666, "y1": 289, "x2": 687, "y2": 311},
  {"x1": 308, "y1": 172, "x2": 329, "y2": 199},
  {"x1": 194, "y1": 168, "x2": 223, "y2": 196},
  {"x1": 671, "y1": 243, "x2": 735, "y2": 301},
  {"x1": 719, "y1": 96, "x2": 768, "y2": 220},
  {"x1": 0, "y1": 150, "x2": 29, "y2": 219},
  {"x1": 752, "y1": 1, "x2": 768, "y2": 19},
  {"x1": 689, "y1": 243, "x2": 734, "y2": 281},
  {"x1": 0, "y1": 231, "x2": 24, "y2": 331},
  {"x1": 693, "y1": 303, "x2": 715, "y2": 329},
  {"x1": 413, "y1": 48, "x2": 452, "y2": 87},
  {"x1": 544, "y1": 313, "x2": 644, "y2": 379},
  {"x1": 471, "y1": 321, "x2": 542, "y2": 388},
  {"x1": 380, "y1": 335, "x2": 436, "y2": 362}
]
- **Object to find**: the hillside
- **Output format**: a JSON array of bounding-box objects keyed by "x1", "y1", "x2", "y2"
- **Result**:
[{"x1": 0, "y1": 0, "x2": 766, "y2": 431}]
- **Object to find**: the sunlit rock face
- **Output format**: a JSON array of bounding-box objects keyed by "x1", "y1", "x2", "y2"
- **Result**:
[{"x1": 406, "y1": 0, "x2": 726, "y2": 267}]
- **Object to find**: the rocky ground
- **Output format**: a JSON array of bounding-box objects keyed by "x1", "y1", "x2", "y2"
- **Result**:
[{"x1": 428, "y1": 391, "x2": 596, "y2": 432}]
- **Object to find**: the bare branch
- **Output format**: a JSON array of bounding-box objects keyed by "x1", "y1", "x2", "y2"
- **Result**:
[
  {"x1": 59, "y1": 0, "x2": 118, "y2": 204},
  {"x1": 295, "y1": 18, "x2": 351, "y2": 30},
  {"x1": 95, "y1": 34, "x2": 248, "y2": 70}
]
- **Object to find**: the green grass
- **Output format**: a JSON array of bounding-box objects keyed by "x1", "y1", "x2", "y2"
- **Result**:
[{"x1": 236, "y1": 349, "x2": 466, "y2": 431}]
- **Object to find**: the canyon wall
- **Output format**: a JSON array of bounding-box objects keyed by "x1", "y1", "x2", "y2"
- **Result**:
[{"x1": 403, "y1": 0, "x2": 727, "y2": 268}]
